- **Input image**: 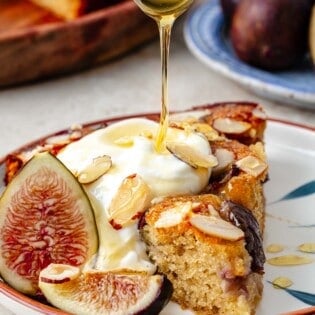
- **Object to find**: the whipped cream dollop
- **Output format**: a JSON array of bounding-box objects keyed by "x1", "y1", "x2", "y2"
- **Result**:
[{"x1": 58, "y1": 118, "x2": 214, "y2": 273}]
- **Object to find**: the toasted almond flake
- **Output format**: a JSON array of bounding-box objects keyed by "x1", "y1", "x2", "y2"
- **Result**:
[
  {"x1": 267, "y1": 255, "x2": 313, "y2": 266},
  {"x1": 213, "y1": 118, "x2": 251, "y2": 134},
  {"x1": 77, "y1": 155, "x2": 112, "y2": 184},
  {"x1": 190, "y1": 214, "x2": 244, "y2": 241},
  {"x1": 170, "y1": 121, "x2": 221, "y2": 141},
  {"x1": 70, "y1": 123, "x2": 83, "y2": 131},
  {"x1": 235, "y1": 155, "x2": 267, "y2": 177},
  {"x1": 272, "y1": 277, "x2": 293, "y2": 289},
  {"x1": 298, "y1": 243, "x2": 315, "y2": 253},
  {"x1": 207, "y1": 205, "x2": 220, "y2": 217},
  {"x1": 40, "y1": 264, "x2": 80, "y2": 283},
  {"x1": 212, "y1": 149, "x2": 235, "y2": 175},
  {"x1": 108, "y1": 174, "x2": 152, "y2": 228},
  {"x1": 166, "y1": 142, "x2": 217, "y2": 169},
  {"x1": 252, "y1": 108, "x2": 267, "y2": 120},
  {"x1": 46, "y1": 134, "x2": 71, "y2": 146},
  {"x1": 192, "y1": 123, "x2": 221, "y2": 141},
  {"x1": 266, "y1": 244, "x2": 285, "y2": 253},
  {"x1": 69, "y1": 130, "x2": 83, "y2": 141},
  {"x1": 114, "y1": 136, "x2": 134, "y2": 146},
  {"x1": 139, "y1": 130, "x2": 153, "y2": 139},
  {"x1": 192, "y1": 202, "x2": 202, "y2": 209},
  {"x1": 249, "y1": 128, "x2": 257, "y2": 138},
  {"x1": 154, "y1": 202, "x2": 192, "y2": 228}
]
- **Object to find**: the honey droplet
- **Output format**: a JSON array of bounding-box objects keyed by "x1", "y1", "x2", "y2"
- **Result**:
[
  {"x1": 267, "y1": 255, "x2": 313, "y2": 266},
  {"x1": 298, "y1": 243, "x2": 315, "y2": 253},
  {"x1": 266, "y1": 244, "x2": 284, "y2": 253},
  {"x1": 272, "y1": 277, "x2": 293, "y2": 289}
]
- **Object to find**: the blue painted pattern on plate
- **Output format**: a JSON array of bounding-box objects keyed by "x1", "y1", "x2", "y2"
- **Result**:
[{"x1": 184, "y1": 0, "x2": 315, "y2": 108}]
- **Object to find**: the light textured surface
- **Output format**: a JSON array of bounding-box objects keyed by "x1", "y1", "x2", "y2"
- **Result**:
[{"x1": 0, "y1": 9, "x2": 314, "y2": 314}]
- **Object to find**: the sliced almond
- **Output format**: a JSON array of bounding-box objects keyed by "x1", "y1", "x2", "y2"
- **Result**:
[
  {"x1": 207, "y1": 204, "x2": 220, "y2": 217},
  {"x1": 39, "y1": 264, "x2": 80, "y2": 284},
  {"x1": 235, "y1": 155, "x2": 267, "y2": 177},
  {"x1": 298, "y1": 243, "x2": 315, "y2": 253},
  {"x1": 213, "y1": 118, "x2": 251, "y2": 134},
  {"x1": 190, "y1": 214, "x2": 244, "y2": 241},
  {"x1": 69, "y1": 130, "x2": 83, "y2": 141},
  {"x1": 114, "y1": 136, "x2": 134, "y2": 146},
  {"x1": 108, "y1": 174, "x2": 152, "y2": 229},
  {"x1": 77, "y1": 155, "x2": 112, "y2": 184},
  {"x1": 154, "y1": 201, "x2": 192, "y2": 228},
  {"x1": 46, "y1": 134, "x2": 71, "y2": 146},
  {"x1": 166, "y1": 142, "x2": 217, "y2": 169},
  {"x1": 170, "y1": 121, "x2": 221, "y2": 141},
  {"x1": 272, "y1": 277, "x2": 293, "y2": 289},
  {"x1": 252, "y1": 108, "x2": 267, "y2": 120},
  {"x1": 310, "y1": 5, "x2": 315, "y2": 64},
  {"x1": 212, "y1": 148, "x2": 235, "y2": 175},
  {"x1": 267, "y1": 255, "x2": 313, "y2": 266},
  {"x1": 139, "y1": 130, "x2": 153, "y2": 139},
  {"x1": 192, "y1": 122, "x2": 221, "y2": 141}
]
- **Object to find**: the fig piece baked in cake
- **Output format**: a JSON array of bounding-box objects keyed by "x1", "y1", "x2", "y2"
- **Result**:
[{"x1": 141, "y1": 102, "x2": 268, "y2": 315}]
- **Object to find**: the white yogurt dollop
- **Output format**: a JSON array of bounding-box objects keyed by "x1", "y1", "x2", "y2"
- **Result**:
[{"x1": 58, "y1": 118, "x2": 213, "y2": 273}]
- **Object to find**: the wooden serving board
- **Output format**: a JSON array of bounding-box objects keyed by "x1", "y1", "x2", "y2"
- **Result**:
[{"x1": 0, "y1": 0, "x2": 157, "y2": 87}]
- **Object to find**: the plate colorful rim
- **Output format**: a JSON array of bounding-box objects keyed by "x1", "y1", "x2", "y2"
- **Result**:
[
  {"x1": 0, "y1": 106, "x2": 314, "y2": 315},
  {"x1": 184, "y1": 0, "x2": 315, "y2": 109}
]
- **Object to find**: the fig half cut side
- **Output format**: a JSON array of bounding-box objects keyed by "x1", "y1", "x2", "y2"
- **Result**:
[
  {"x1": 39, "y1": 264, "x2": 173, "y2": 315},
  {"x1": 0, "y1": 152, "x2": 99, "y2": 295}
]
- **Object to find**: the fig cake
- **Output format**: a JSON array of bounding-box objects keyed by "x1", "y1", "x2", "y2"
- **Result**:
[
  {"x1": 141, "y1": 102, "x2": 268, "y2": 315},
  {"x1": 2, "y1": 102, "x2": 268, "y2": 315}
]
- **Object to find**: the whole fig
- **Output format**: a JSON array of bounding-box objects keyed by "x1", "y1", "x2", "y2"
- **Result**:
[
  {"x1": 310, "y1": 4, "x2": 315, "y2": 65},
  {"x1": 219, "y1": 0, "x2": 240, "y2": 26},
  {"x1": 230, "y1": 0, "x2": 313, "y2": 70}
]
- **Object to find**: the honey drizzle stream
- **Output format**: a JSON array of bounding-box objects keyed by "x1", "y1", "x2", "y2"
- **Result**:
[{"x1": 155, "y1": 18, "x2": 174, "y2": 152}]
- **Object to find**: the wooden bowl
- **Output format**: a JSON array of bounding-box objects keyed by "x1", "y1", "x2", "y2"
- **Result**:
[{"x1": 0, "y1": 0, "x2": 157, "y2": 87}]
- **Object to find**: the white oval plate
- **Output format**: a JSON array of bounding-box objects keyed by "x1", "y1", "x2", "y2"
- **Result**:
[
  {"x1": 0, "y1": 110, "x2": 314, "y2": 315},
  {"x1": 184, "y1": 0, "x2": 315, "y2": 109}
]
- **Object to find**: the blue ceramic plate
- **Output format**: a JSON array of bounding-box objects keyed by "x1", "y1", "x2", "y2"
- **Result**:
[{"x1": 184, "y1": 0, "x2": 315, "y2": 109}]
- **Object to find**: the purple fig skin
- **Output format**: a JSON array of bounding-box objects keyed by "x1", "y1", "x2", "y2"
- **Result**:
[
  {"x1": 137, "y1": 276, "x2": 173, "y2": 315},
  {"x1": 230, "y1": 0, "x2": 313, "y2": 70},
  {"x1": 219, "y1": 201, "x2": 265, "y2": 274},
  {"x1": 219, "y1": 0, "x2": 240, "y2": 26}
]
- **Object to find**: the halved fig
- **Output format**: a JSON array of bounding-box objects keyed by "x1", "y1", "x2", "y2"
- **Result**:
[
  {"x1": 39, "y1": 264, "x2": 173, "y2": 315},
  {"x1": 0, "y1": 152, "x2": 98, "y2": 295}
]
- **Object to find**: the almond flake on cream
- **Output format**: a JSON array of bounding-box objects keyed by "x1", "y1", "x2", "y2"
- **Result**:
[
  {"x1": 77, "y1": 155, "x2": 112, "y2": 184},
  {"x1": 166, "y1": 142, "x2": 218, "y2": 169}
]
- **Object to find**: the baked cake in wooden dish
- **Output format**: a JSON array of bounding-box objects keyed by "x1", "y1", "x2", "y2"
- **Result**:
[
  {"x1": 0, "y1": 0, "x2": 157, "y2": 87},
  {"x1": 29, "y1": 0, "x2": 121, "y2": 20}
]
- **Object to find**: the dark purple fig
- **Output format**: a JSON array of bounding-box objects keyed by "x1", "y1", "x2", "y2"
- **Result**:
[
  {"x1": 310, "y1": 4, "x2": 315, "y2": 65},
  {"x1": 39, "y1": 264, "x2": 173, "y2": 315},
  {"x1": 230, "y1": 0, "x2": 313, "y2": 70},
  {"x1": 219, "y1": 0, "x2": 240, "y2": 26},
  {"x1": 219, "y1": 201, "x2": 265, "y2": 274}
]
